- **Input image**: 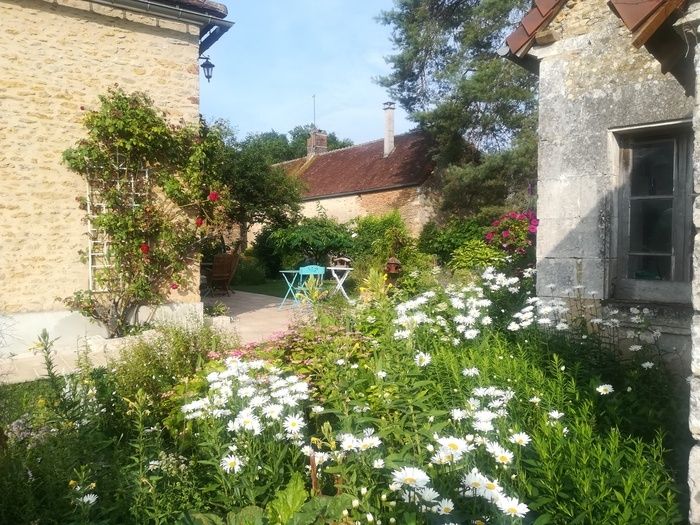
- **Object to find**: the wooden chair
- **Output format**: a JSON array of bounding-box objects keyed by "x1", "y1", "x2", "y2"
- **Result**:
[{"x1": 204, "y1": 249, "x2": 241, "y2": 296}]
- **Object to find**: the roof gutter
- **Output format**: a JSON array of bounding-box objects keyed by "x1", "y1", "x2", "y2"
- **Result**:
[
  {"x1": 89, "y1": 0, "x2": 233, "y2": 54},
  {"x1": 497, "y1": 46, "x2": 540, "y2": 75}
]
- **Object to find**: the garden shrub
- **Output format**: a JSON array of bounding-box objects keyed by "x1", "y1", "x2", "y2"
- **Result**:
[
  {"x1": 485, "y1": 210, "x2": 538, "y2": 262},
  {"x1": 111, "y1": 324, "x2": 233, "y2": 403},
  {"x1": 349, "y1": 211, "x2": 413, "y2": 264},
  {"x1": 231, "y1": 255, "x2": 266, "y2": 285},
  {"x1": 269, "y1": 216, "x2": 352, "y2": 266},
  {"x1": 418, "y1": 218, "x2": 486, "y2": 264},
  {"x1": 250, "y1": 223, "x2": 286, "y2": 276},
  {"x1": 449, "y1": 238, "x2": 508, "y2": 273}
]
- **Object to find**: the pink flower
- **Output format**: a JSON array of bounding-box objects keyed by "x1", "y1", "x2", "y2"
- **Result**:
[
  {"x1": 195, "y1": 216, "x2": 204, "y2": 227},
  {"x1": 170, "y1": 283, "x2": 179, "y2": 290},
  {"x1": 502, "y1": 230, "x2": 511, "y2": 238},
  {"x1": 208, "y1": 191, "x2": 219, "y2": 202},
  {"x1": 492, "y1": 219, "x2": 501, "y2": 227},
  {"x1": 528, "y1": 224, "x2": 537, "y2": 233},
  {"x1": 485, "y1": 232, "x2": 494, "y2": 242}
]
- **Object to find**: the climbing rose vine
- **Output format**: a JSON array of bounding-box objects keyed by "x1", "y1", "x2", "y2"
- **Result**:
[{"x1": 62, "y1": 88, "x2": 229, "y2": 337}]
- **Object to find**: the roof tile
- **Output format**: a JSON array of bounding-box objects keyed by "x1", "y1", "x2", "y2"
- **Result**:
[
  {"x1": 279, "y1": 132, "x2": 435, "y2": 200},
  {"x1": 609, "y1": 0, "x2": 665, "y2": 31}
]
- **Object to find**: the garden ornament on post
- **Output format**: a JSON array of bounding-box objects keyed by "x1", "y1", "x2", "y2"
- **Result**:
[
  {"x1": 331, "y1": 255, "x2": 352, "y2": 268},
  {"x1": 385, "y1": 256, "x2": 402, "y2": 284}
]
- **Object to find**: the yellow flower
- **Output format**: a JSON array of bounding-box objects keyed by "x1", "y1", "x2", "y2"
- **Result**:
[{"x1": 69, "y1": 480, "x2": 77, "y2": 489}]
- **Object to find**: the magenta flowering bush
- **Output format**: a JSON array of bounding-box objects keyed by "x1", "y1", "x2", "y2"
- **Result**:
[{"x1": 485, "y1": 210, "x2": 538, "y2": 255}]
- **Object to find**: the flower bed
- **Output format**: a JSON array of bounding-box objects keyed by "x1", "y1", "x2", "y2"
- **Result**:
[{"x1": 0, "y1": 269, "x2": 687, "y2": 524}]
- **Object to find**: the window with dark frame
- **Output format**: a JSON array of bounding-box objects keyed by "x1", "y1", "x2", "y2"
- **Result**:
[{"x1": 615, "y1": 124, "x2": 694, "y2": 304}]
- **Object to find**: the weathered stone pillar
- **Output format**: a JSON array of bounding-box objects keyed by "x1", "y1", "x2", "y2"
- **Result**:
[{"x1": 676, "y1": 3, "x2": 700, "y2": 521}]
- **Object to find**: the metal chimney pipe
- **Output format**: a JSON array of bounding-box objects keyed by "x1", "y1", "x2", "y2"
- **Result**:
[{"x1": 383, "y1": 101, "x2": 395, "y2": 158}]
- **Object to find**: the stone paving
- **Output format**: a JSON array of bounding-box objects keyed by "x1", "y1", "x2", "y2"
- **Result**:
[{"x1": 0, "y1": 291, "x2": 298, "y2": 384}]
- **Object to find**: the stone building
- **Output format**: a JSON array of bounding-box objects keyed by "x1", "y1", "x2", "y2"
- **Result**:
[
  {"x1": 0, "y1": 0, "x2": 231, "y2": 355},
  {"x1": 502, "y1": 0, "x2": 700, "y2": 519},
  {"x1": 277, "y1": 103, "x2": 437, "y2": 235}
]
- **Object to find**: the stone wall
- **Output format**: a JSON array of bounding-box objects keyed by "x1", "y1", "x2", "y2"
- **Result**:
[
  {"x1": 0, "y1": 0, "x2": 204, "y2": 353},
  {"x1": 533, "y1": 0, "x2": 693, "y2": 297},
  {"x1": 533, "y1": 0, "x2": 698, "y2": 519},
  {"x1": 301, "y1": 185, "x2": 436, "y2": 236}
]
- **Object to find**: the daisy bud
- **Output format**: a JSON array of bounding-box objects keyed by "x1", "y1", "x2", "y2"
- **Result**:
[
  {"x1": 360, "y1": 487, "x2": 367, "y2": 496},
  {"x1": 352, "y1": 499, "x2": 360, "y2": 508}
]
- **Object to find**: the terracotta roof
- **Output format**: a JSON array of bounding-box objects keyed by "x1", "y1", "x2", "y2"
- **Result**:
[
  {"x1": 279, "y1": 131, "x2": 435, "y2": 200},
  {"x1": 155, "y1": 0, "x2": 227, "y2": 18},
  {"x1": 504, "y1": 0, "x2": 684, "y2": 57}
]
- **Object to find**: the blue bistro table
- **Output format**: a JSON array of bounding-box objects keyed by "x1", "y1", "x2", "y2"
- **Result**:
[{"x1": 279, "y1": 270, "x2": 299, "y2": 307}]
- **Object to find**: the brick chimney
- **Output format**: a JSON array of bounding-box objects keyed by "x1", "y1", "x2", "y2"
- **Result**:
[
  {"x1": 306, "y1": 129, "x2": 328, "y2": 157},
  {"x1": 383, "y1": 101, "x2": 395, "y2": 158}
]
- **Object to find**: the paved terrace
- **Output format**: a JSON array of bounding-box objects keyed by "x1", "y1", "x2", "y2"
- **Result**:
[{"x1": 0, "y1": 292, "x2": 297, "y2": 384}]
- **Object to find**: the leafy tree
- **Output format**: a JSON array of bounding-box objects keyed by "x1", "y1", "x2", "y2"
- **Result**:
[
  {"x1": 378, "y1": 0, "x2": 537, "y2": 216},
  {"x1": 208, "y1": 123, "x2": 303, "y2": 248},
  {"x1": 62, "y1": 88, "x2": 228, "y2": 337},
  {"x1": 269, "y1": 216, "x2": 352, "y2": 265},
  {"x1": 236, "y1": 125, "x2": 353, "y2": 165}
]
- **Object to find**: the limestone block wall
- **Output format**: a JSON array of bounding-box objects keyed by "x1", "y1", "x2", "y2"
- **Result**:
[
  {"x1": 301, "y1": 186, "x2": 436, "y2": 236},
  {"x1": 677, "y1": 3, "x2": 700, "y2": 521},
  {"x1": 532, "y1": 0, "x2": 693, "y2": 297},
  {"x1": 0, "y1": 0, "x2": 202, "y2": 315}
]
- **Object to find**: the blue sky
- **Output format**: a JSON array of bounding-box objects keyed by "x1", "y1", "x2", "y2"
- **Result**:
[{"x1": 199, "y1": 1, "x2": 413, "y2": 144}]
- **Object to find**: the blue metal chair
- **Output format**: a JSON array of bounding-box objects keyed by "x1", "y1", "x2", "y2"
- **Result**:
[{"x1": 294, "y1": 265, "x2": 326, "y2": 302}]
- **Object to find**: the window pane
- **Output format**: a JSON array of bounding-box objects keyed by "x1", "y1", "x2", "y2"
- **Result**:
[
  {"x1": 629, "y1": 199, "x2": 673, "y2": 253},
  {"x1": 628, "y1": 254, "x2": 672, "y2": 280},
  {"x1": 630, "y1": 141, "x2": 674, "y2": 196}
]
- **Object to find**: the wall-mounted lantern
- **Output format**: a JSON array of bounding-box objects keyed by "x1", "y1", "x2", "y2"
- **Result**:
[{"x1": 199, "y1": 56, "x2": 215, "y2": 82}]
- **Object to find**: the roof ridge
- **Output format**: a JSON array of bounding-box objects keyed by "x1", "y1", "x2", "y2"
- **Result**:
[{"x1": 273, "y1": 129, "x2": 424, "y2": 166}]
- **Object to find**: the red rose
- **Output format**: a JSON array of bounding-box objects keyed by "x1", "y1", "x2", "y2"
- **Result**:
[
  {"x1": 170, "y1": 283, "x2": 179, "y2": 290},
  {"x1": 195, "y1": 216, "x2": 204, "y2": 227},
  {"x1": 208, "y1": 191, "x2": 219, "y2": 202},
  {"x1": 139, "y1": 243, "x2": 150, "y2": 255}
]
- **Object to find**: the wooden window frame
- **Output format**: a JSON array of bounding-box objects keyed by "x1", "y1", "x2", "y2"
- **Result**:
[{"x1": 613, "y1": 121, "x2": 693, "y2": 304}]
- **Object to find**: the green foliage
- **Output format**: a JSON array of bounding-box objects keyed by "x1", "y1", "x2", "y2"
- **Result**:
[
  {"x1": 62, "y1": 88, "x2": 228, "y2": 337},
  {"x1": 111, "y1": 324, "x2": 232, "y2": 402},
  {"x1": 251, "y1": 223, "x2": 289, "y2": 276},
  {"x1": 211, "y1": 122, "x2": 303, "y2": 246},
  {"x1": 0, "y1": 268, "x2": 686, "y2": 524},
  {"x1": 378, "y1": 0, "x2": 536, "y2": 152},
  {"x1": 349, "y1": 211, "x2": 413, "y2": 263},
  {"x1": 418, "y1": 218, "x2": 486, "y2": 264},
  {"x1": 239, "y1": 124, "x2": 353, "y2": 165},
  {"x1": 438, "y1": 125, "x2": 538, "y2": 217},
  {"x1": 449, "y1": 239, "x2": 507, "y2": 273},
  {"x1": 269, "y1": 216, "x2": 352, "y2": 265},
  {"x1": 379, "y1": 1, "x2": 537, "y2": 218},
  {"x1": 231, "y1": 256, "x2": 267, "y2": 286}
]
